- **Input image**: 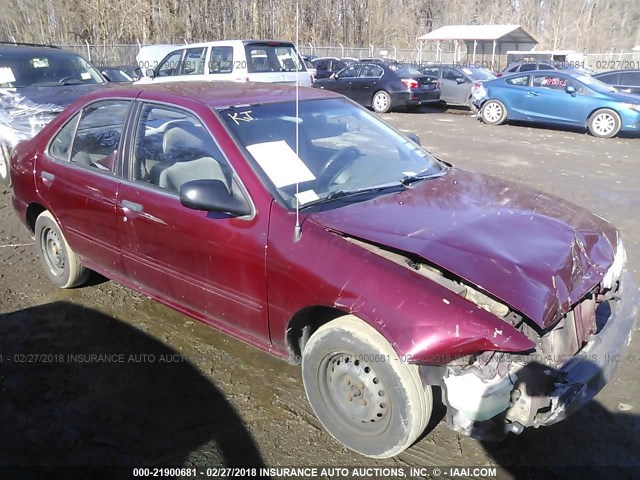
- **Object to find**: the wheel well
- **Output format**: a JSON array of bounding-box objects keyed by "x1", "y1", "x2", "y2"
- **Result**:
[
  {"x1": 285, "y1": 306, "x2": 346, "y2": 364},
  {"x1": 26, "y1": 203, "x2": 46, "y2": 234},
  {"x1": 586, "y1": 107, "x2": 620, "y2": 127}
]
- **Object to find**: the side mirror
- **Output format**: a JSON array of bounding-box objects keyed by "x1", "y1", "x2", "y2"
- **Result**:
[
  {"x1": 565, "y1": 85, "x2": 576, "y2": 95},
  {"x1": 180, "y1": 179, "x2": 251, "y2": 217},
  {"x1": 145, "y1": 68, "x2": 156, "y2": 78},
  {"x1": 407, "y1": 133, "x2": 421, "y2": 146},
  {"x1": 456, "y1": 77, "x2": 466, "y2": 84},
  {"x1": 101, "y1": 70, "x2": 112, "y2": 82}
]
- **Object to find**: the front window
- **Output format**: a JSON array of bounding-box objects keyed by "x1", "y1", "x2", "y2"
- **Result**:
[
  {"x1": 0, "y1": 51, "x2": 105, "y2": 88},
  {"x1": 156, "y1": 50, "x2": 183, "y2": 77},
  {"x1": 219, "y1": 98, "x2": 446, "y2": 209}
]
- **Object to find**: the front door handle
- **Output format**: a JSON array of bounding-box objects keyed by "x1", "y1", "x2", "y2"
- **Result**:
[
  {"x1": 527, "y1": 91, "x2": 539, "y2": 97},
  {"x1": 121, "y1": 200, "x2": 144, "y2": 213},
  {"x1": 41, "y1": 171, "x2": 55, "y2": 185}
]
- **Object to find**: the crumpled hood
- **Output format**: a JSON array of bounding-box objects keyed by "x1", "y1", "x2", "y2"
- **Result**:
[{"x1": 309, "y1": 167, "x2": 619, "y2": 329}]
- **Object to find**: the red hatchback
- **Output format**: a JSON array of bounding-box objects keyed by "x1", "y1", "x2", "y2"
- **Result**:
[{"x1": 9, "y1": 82, "x2": 638, "y2": 458}]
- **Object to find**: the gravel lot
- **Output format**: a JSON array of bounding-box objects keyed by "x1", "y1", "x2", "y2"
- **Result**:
[{"x1": 0, "y1": 106, "x2": 638, "y2": 480}]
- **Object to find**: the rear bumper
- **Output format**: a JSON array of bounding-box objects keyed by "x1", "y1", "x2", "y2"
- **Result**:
[
  {"x1": 392, "y1": 90, "x2": 440, "y2": 107},
  {"x1": 444, "y1": 270, "x2": 639, "y2": 439}
]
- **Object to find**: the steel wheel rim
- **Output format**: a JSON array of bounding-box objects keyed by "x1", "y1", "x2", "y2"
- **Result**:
[
  {"x1": 484, "y1": 102, "x2": 502, "y2": 122},
  {"x1": 318, "y1": 352, "x2": 391, "y2": 435},
  {"x1": 374, "y1": 93, "x2": 388, "y2": 111},
  {"x1": 593, "y1": 113, "x2": 615, "y2": 136},
  {"x1": 41, "y1": 227, "x2": 65, "y2": 277}
]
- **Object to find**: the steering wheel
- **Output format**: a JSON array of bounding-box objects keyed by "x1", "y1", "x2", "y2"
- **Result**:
[
  {"x1": 58, "y1": 76, "x2": 79, "y2": 84},
  {"x1": 317, "y1": 147, "x2": 361, "y2": 190}
]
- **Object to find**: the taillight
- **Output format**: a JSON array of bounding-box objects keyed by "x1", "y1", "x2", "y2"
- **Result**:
[{"x1": 401, "y1": 78, "x2": 419, "y2": 89}]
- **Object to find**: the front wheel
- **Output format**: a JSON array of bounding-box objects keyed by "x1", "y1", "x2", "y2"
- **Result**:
[
  {"x1": 588, "y1": 109, "x2": 621, "y2": 138},
  {"x1": 372, "y1": 90, "x2": 392, "y2": 113},
  {"x1": 480, "y1": 99, "x2": 507, "y2": 125},
  {"x1": 302, "y1": 315, "x2": 432, "y2": 458},
  {"x1": 0, "y1": 142, "x2": 11, "y2": 187},
  {"x1": 35, "y1": 211, "x2": 90, "y2": 288}
]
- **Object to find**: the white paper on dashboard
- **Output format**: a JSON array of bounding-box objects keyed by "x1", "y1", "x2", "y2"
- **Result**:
[
  {"x1": 246, "y1": 140, "x2": 316, "y2": 188},
  {"x1": 0, "y1": 67, "x2": 16, "y2": 83},
  {"x1": 295, "y1": 189, "x2": 320, "y2": 205}
]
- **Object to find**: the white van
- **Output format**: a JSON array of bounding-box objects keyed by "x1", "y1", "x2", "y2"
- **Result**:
[{"x1": 137, "y1": 40, "x2": 313, "y2": 87}]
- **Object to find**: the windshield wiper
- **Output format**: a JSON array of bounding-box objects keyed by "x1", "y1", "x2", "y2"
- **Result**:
[
  {"x1": 302, "y1": 182, "x2": 402, "y2": 208},
  {"x1": 400, "y1": 167, "x2": 449, "y2": 186}
]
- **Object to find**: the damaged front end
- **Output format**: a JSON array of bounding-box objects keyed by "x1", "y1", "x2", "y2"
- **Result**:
[
  {"x1": 437, "y1": 240, "x2": 638, "y2": 440},
  {"x1": 345, "y1": 234, "x2": 637, "y2": 440}
]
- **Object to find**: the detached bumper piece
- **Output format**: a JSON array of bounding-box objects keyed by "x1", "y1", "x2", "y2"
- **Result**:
[{"x1": 443, "y1": 270, "x2": 639, "y2": 440}]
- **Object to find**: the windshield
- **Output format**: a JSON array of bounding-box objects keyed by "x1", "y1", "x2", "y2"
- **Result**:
[
  {"x1": 464, "y1": 67, "x2": 496, "y2": 81},
  {"x1": 0, "y1": 50, "x2": 105, "y2": 88},
  {"x1": 219, "y1": 98, "x2": 445, "y2": 209}
]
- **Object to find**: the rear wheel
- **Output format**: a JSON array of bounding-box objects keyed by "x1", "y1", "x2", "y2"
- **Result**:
[
  {"x1": 588, "y1": 109, "x2": 621, "y2": 138},
  {"x1": 35, "y1": 211, "x2": 90, "y2": 288},
  {"x1": 302, "y1": 315, "x2": 432, "y2": 458},
  {"x1": 372, "y1": 90, "x2": 392, "y2": 113},
  {"x1": 480, "y1": 99, "x2": 507, "y2": 125},
  {"x1": 0, "y1": 142, "x2": 11, "y2": 187}
]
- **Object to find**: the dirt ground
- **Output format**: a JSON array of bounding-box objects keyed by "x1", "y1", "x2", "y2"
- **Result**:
[{"x1": 0, "y1": 107, "x2": 639, "y2": 480}]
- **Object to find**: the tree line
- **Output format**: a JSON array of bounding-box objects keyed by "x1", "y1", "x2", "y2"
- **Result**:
[{"x1": 0, "y1": 0, "x2": 638, "y2": 52}]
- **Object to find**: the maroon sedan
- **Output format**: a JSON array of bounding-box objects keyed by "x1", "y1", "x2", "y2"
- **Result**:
[{"x1": 9, "y1": 82, "x2": 638, "y2": 458}]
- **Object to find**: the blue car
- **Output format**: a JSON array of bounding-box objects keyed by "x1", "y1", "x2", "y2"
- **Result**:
[{"x1": 472, "y1": 70, "x2": 640, "y2": 138}]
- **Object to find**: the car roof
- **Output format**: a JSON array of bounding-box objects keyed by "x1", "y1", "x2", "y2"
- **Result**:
[
  {"x1": 594, "y1": 69, "x2": 640, "y2": 76},
  {"x1": 166, "y1": 39, "x2": 296, "y2": 50},
  {"x1": 0, "y1": 43, "x2": 61, "y2": 54},
  {"x1": 83, "y1": 81, "x2": 343, "y2": 108}
]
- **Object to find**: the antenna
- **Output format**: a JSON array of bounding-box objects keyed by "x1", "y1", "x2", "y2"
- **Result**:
[{"x1": 293, "y1": 1, "x2": 302, "y2": 242}]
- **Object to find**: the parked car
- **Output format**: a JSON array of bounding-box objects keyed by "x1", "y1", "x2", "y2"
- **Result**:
[
  {"x1": 0, "y1": 42, "x2": 108, "y2": 185},
  {"x1": 473, "y1": 70, "x2": 640, "y2": 137},
  {"x1": 314, "y1": 62, "x2": 440, "y2": 113},
  {"x1": 499, "y1": 60, "x2": 556, "y2": 76},
  {"x1": 138, "y1": 40, "x2": 313, "y2": 87},
  {"x1": 10, "y1": 81, "x2": 637, "y2": 458},
  {"x1": 421, "y1": 64, "x2": 495, "y2": 109},
  {"x1": 593, "y1": 69, "x2": 640, "y2": 95},
  {"x1": 311, "y1": 57, "x2": 352, "y2": 80},
  {"x1": 98, "y1": 66, "x2": 134, "y2": 83},
  {"x1": 500, "y1": 60, "x2": 594, "y2": 77},
  {"x1": 117, "y1": 64, "x2": 142, "y2": 81}
]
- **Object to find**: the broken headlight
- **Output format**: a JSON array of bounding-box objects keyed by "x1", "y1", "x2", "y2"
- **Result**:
[{"x1": 602, "y1": 239, "x2": 626, "y2": 290}]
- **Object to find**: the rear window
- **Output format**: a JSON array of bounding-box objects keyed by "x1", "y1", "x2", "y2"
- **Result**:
[{"x1": 245, "y1": 43, "x2": 305, "y2": 73}]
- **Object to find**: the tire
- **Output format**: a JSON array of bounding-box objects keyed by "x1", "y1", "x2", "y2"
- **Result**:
[
  {"x1": 480, "y1": 99, "x2": 507, "y2": 125},
  {"x1": 0, "y1": 142, "x2": 11, "y2": 187},
  {"x1": 588, "y1": 108, "x2": 621, "y2": 138},
  {"x1": 302, "y1": 315, "x2": 432, "y2": 458},
  {"x1": 372, "y1": 90, "x2": 392, "y2": 113},
  {"x1": 35, "y1": 211, "x2": 90, "y2": 288}
]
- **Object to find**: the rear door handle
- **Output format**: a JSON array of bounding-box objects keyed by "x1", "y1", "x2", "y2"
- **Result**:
[
  {"x1": 121, "y1": 200, "x2": 144, "y2": 213},
  {"x1": 527, "y1": 91, "x2": 539, "y2": 97}
]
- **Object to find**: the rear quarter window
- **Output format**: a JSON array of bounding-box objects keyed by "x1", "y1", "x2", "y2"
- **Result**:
[{"x1": 506, "y1": 75, "x2": 529, "y2": 86}]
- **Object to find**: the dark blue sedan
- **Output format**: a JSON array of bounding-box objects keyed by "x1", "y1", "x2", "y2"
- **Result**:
[{"x1": 472, "y1": 70, "x2": 640, "y2": 138}]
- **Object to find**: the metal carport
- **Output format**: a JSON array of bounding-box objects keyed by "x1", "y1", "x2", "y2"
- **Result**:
[{"x1": 418, "y1": 25, "x2": 538, "y2": 68}]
